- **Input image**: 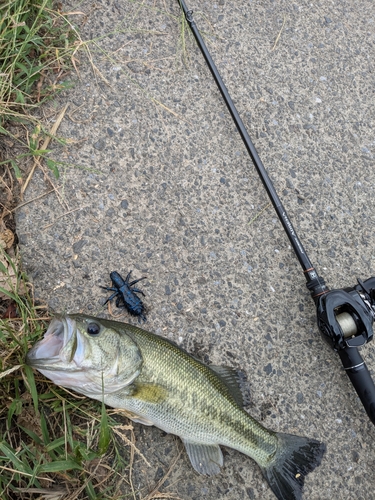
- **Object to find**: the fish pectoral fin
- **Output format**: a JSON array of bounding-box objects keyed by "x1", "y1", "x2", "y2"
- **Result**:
[
  {"x1": 127, "y1": 412, "x2": 154, "y2": 426},
  {"x1": 182, "y1": 439, "x2": 223, "y2": 476},
  {"x1": 210, "y1": 365, "x2": 251, "y2": 408}
]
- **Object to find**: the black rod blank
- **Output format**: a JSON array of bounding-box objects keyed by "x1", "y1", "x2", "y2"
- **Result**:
[{"x1": 178, "y1": 1, "x2": 320, "y2": 282}]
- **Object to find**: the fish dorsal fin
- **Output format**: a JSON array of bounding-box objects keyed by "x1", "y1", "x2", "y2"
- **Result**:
[
  {"x1": 210, "y1": 365, "x2": 250, "y2": 408},
  {"x1": 182, "y1": 439, "x2": 223, "y2": 475}
]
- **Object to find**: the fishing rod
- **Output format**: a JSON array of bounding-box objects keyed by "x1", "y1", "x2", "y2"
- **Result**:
[{"x1": 178, "y1": 0, "x2": 375, "y2": 425}]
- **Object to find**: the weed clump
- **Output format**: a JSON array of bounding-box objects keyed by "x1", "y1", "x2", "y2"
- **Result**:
[
  {"x1": 0, "y1": 0, "x2": 80, "y2": 205},
  {"x1": 0, "y1": 0, "x2": 76, "y2": 128}
]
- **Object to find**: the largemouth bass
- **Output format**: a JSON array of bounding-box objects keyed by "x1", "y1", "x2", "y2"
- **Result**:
[{"x1": 26, "y1": 314, "x2": 325, "y2": 500}]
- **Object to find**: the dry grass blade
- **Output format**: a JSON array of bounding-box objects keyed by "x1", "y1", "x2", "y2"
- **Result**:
[
  {"x1": 271, "y1": 15, "x2": 286, "y2": 51},
  {"x1": 11, "y1": 188, "x2": 55, "y2": 212},
  {"x1": 15, "y1": 487, "x2": 67, "y2": 500},
  {"x1": 21, "y1": 103, "x2": 69, "y2": 195},
  {"x1": 0, "y1": 466, "x2": 55, "y2": 482},
  {"x1": 142, "y1": 446, "x2": 183, "y2": 500},
  {"x1": 248, "y1": 202, "x2": 272, "y2": 225},
  {"x1": 0, "y1": 364, "x2": 21, "y2": 379},
  {"x1": 112, "y1": 424, "x2": 151, "y2": 467},
  {"x1": 42, "y1": 205, "x2": 90, "y2": 230},
  {"x1": 0, "y1": 247, "x2": 26, "y2": 298}
]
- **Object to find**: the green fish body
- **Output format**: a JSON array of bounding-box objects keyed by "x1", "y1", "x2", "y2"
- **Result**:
[{"x1": 26, "y1": 314, "x2": 325, "y2": 499}]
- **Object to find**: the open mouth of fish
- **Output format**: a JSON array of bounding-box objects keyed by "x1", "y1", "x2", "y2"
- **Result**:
[{"x1": 26, "y1": 317, "x2": 80, "y2": 369}]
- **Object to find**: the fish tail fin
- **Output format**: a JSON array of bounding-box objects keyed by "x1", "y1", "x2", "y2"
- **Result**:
[{"x1": 260, "y1": 432, "x2": 325, "y2": 500}]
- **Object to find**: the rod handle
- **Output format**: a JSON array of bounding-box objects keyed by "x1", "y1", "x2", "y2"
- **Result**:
[{"x1": 338, "y1": 348, "x2": 375, "y2": 425}]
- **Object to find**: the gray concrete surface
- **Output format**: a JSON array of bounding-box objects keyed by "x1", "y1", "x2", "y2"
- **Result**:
[{"x1": 17, "y1": 0, "x2": 375, "y2": 498}]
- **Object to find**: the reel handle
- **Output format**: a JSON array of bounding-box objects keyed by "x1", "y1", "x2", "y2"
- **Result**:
[{"x1": 338, "y1": 348, "x2": 375, "y2": 425}]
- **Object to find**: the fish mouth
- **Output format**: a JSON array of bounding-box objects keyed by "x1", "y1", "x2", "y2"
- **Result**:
[{"x1": 26, "y1": 316, "x2": 78, "y2": 369}]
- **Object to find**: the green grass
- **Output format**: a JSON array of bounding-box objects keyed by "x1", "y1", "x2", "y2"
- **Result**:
[
  {"x1": 0, "y1": 250, "x2": 135, "y2": 499},
  {"x1": 0, "y1": 0, "x2": 80, "y2": 181},
  {"x1": 0, "y1": 0, "x2": 78, "y2": 121}
]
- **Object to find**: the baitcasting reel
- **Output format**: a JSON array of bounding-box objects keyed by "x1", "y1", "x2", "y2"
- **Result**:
[{"x1": 314, "y1": 277, "x2": 375, "y2": 423}]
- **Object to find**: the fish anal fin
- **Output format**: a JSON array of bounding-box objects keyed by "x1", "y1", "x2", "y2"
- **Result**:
[
  {"x1": 210, "y1": 365, "x2": 251, "y2": 407},
  {"x1": 182, "y1": 439, "x2": 223, "y2": 475}
]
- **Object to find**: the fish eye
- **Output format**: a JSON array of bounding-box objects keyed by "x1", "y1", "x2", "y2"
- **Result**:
[{"x1": 87, "y1": 322, "x2": 101, "y2": 336}]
